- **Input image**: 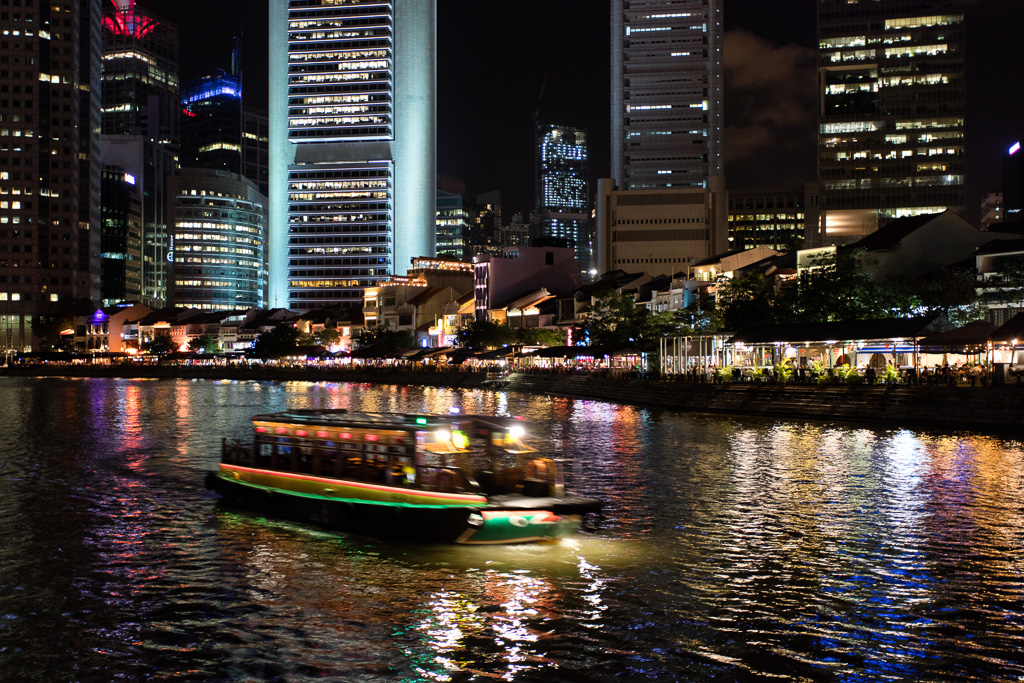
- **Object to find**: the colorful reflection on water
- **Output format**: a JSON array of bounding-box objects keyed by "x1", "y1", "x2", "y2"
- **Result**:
[{"x1": 1, "y1": 377, "x2": 1023, "y2": 681}]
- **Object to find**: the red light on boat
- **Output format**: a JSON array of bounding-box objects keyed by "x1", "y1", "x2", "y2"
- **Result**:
[
  {"x1": 340, "y1": 432, "x2": 352, "y2": 439},
  {"x1": 275, "y1": 427, "x2": 287, "y2": 434},
  {"x1": 296, "y1": 430, "x2": 307, "y2": 437},
  {"x1": 316, "y1": 431, "x2": 329, "y2": 438},
  {"x1": 366, "y1": 434, "x2": 379, "y2": 442},
  {"x1": 256, "y1": 426, "x2": 267, "y2": 433}
]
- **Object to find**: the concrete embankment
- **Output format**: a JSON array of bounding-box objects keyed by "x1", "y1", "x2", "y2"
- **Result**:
[
  {"x1": 4, "y1": 364, "x2": 1023, "y2": 434},
  {"x1": 507, "y1": 373, "x2": 1024, "y2": 434}
]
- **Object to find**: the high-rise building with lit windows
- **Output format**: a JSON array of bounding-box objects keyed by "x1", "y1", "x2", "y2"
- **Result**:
[
  {"x1": 435, "y1": 190, "x2": 468, "y2": 262},
  {"x1": 100, "y1": 165, "x2": 143, "y2": 306},
  {"x1": 0, "y1": 0, "x2": 102, "y2": 352},
  {"x1": 242, "y1": 108, "x2": 270, "y2": 196},
  {"x1": 608, "y1": 0, "x2": 728, "y2": 264},
  {"x1": 611, "y1": 0, "x2": 723, "y2": 192},
  {"x1": 180, "y1": 70, "x2": 243, "y2": 173},
  {"x1": 817, "y1": 0, "x2": 966, "y2": 245},
  {"x1": 100, "y1": 0, "x2": 179, "y2": 306},
  {"x1": 268, "y1": 0, "x2": 436, "y2": 310},
  {"x1": 532, "y1": 125, "x2": 591, "y2": 273},
  {"x1": 167, "y1": 168, "x2": 267, "y2": 310}
]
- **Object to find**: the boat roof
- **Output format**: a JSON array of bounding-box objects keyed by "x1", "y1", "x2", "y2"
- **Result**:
[{"x1": 251, "y1": 410, "x2": 528, "y2": 431}]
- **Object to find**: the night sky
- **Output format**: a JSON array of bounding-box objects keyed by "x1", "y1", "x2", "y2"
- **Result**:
[{"x1": 145, "y1": 0, "x2": 1022, "y2": 225}]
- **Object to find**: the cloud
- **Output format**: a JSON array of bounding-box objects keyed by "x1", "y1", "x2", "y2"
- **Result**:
[{"x1": 723, "y1": 29, "x2": 817, "y2": 168}]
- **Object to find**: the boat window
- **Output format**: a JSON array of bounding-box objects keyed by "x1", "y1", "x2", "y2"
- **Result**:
[
  {"x1": 295, "y1": 445, "x2": 314, "y2": 474},
  {"x1": 255, "y1": 442, "x2": 273, "y2": 469},
  {"x1": 319, "y1": 450, "x2": 339, "y2": 477},
  {"x1": 362, "y1": 447, "x2": 389, "y2": 483}
]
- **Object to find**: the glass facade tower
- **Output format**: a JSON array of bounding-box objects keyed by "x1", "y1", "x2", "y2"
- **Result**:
[
  {"x1": 532, "y1": 125, "x2": 591, "y2": 272},
  {"x1": 0, "y1": 0, "x2": 102, "y2": 351},
  {"x1": 100, "y1": 0, "x2": 179, "y2": 306},
  {"x1": 167, "y1": 168, "x2": 267, "y2": 310},
  {"x1": 269, "y1": 0, "x2": 436, "y2": 310},
  {"x1": 817, "y1": 0, "x2": 966, "y2": 244},
  {"x1": 180, "y1": 71, "x2": 243, "y2": 173}
]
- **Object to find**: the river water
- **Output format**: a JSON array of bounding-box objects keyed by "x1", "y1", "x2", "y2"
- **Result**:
[{"x1": 1, "y1": 377, "x2": 1023, "y2": 682}]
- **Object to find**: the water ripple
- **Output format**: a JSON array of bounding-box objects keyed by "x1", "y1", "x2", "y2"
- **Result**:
[{"x1": 2, "y1": 378, "x2": 1024, "y2": 681}]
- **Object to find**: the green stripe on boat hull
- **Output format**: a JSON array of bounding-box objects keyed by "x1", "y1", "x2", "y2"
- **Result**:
[{"x1": 207, "y1": 473, "x2": 580, "y2": 545}]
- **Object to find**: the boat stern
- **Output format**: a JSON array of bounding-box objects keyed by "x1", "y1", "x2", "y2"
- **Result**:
[{"x1": 455, "y1": 509, "x2": 580, "y2": 544}]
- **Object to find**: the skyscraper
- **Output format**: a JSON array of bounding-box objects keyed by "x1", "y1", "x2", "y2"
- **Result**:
[
  {"x1": 242, "y1": 107, "x2": 270, "y2": 196},
  {"x1": 180, "y1": 70, "x2": 243, "y2": 173},
  {"x1": 269, "y1": 0, "x2": 436, "y2": 310},
  {"x1": 100, "y1": 0, "x2": 180, "y2": 306},
  {"x1": 611, "y1": 0, "x2": 724, "y2": 192},
  {"x1": 532, "y1": 124, "x2": 591, "y2": 273},
  {"x1": 435, "y1": 189, "x2": 468, "y2": 261},
  {"x1": 100, "y1": 166, "x2": 143, "y2": 306},
  {"x1": 606, "y1": 0, "x2": 729, "y2": 269},
  {"x1": 167, "y1": 168, "x2": 267, "y2": 311},
  {"x1": 0, "y1": 0, "x2": 102, "y2": 352},
  {"x1": 817, "y1": 0, "x2": 966, "y2": 244}
]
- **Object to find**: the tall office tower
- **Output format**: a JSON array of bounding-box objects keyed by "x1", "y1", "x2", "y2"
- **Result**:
[
  {"x1": 612, "y1": 0, "x2": 723, "y2": 191},
  {"x1": 610, "y1": 0, "x2": 728, "y2": 256},
  {"x1": 100, "y1": 166, "x2": 143, "y2": 306},
  {"x1": 436, "y1": 190, "x2": 468, "y2": 261},
  {"x1": 166, "y1": 168, "x2": 268, "y2": 311},
  {"x1": 728, "y1": 184, "x2": 820, "y2": 252},
  {"x1": 980, "y1": 191, "x2": 1003, "y2": 229},
  {"x1": 500, "y1": 215, "x2": 530, "y2": 248},
  {"x1": 269, "y1": 0, "x2": 436, "y2": 310},
  {"x1": 180, "y1": 71, "x2": 242, "y2": 173},
  {"x1": 532, "y1": 125, "x2": 591, "y2": 272},
  {"x1": 100, "y1": 0, "x2": 179, "y2": 307},
  {"x1": 242, "y1": 107, "x2": 270, "y2": 196},
  {"x1": 465, "y1": 191, "x2": 501, "y2": 255},
  {"x1": 817, "y1": 1, "x2": 966, "y2": 244},
  {"x1": 80, "y1": 0, "x2": 103, "y2": 301},
  {"x1": 0, "y1": 0, "x2": 102, "y2": 352}
]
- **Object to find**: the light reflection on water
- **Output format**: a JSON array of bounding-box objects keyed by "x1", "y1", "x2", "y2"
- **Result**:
[{"x1": 1, "y1": 377, "x2": 1023, "y2": 681}]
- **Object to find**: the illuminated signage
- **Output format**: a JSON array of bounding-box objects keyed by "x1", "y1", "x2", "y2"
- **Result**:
[
  {"x1": 1011, "y1": 141, "x2": 1021, "y2": 156},
  {"x1": 101, "y1": 0, "x2": 159, "y2": 40},
  {"x1": 124, "y1": 173, "x2": 135, "y2": 185}
]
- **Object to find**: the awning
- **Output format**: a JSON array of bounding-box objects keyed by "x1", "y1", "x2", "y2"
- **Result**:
[
  {"x1": 918, "y1": 320, "x2": 996, "y2": 350},
  {"x1": 727, "y1": 315, "x2": 951, "y2": 345},
  {"x1": 526, "y1": 345, "x2": 598, "y2": 359},
  {"x1": 990, "y1": 312, "x2": 1024, "y2": 344}
]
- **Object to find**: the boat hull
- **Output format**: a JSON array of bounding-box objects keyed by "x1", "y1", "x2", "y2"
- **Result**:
[{"x1": 206, "y1": 472, "x2": 581, "y2": 544}]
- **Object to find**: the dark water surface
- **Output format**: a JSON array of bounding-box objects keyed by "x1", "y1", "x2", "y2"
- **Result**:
[{"x1": 1, "y1": 377, "x2": 1023, "y2": 682}]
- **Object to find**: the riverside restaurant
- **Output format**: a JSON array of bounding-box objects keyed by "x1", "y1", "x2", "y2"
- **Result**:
[{"x1": 658, "y1": 313, "x2": 1024, "y2": 380}]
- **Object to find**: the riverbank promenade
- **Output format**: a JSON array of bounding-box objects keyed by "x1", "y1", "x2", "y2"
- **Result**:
[{"x1": 5, "y1": 362, "x2": 1024, "y2": 434}]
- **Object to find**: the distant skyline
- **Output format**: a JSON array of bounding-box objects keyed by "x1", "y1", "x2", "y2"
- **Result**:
[{"x1": 146, "y1": 0, "x2": 1022, "y2": 226}]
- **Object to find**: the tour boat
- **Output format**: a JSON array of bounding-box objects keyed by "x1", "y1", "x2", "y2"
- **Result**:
[{"x1": 205, "y1": 409, "x2": 602, "y2": 544}]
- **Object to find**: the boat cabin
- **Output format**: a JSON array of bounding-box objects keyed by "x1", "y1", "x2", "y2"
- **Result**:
[{"x1": 221, "y1": 410, "x2": 561, "y2": 497}]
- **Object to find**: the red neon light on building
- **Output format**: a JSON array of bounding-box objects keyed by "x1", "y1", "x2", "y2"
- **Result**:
[{"x1": 102, "y1": 0, "x2": 160, "y2": 40}]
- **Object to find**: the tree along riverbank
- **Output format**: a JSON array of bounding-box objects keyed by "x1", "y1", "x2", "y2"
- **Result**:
[{"x1": 4, "y1": 363, "x2": 1023, "y2": 434}]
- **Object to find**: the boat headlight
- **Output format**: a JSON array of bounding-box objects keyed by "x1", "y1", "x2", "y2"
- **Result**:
[
  {"x1": 467, "y1": 512, "x2": 484, "y2": 527},
  {"x1": 509, "y1": 425, "x2": 525, "y2": 439},
  {"x1": 435, "y1": 429, "x2": 451, "y2": 442}
]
